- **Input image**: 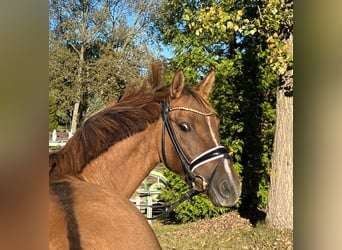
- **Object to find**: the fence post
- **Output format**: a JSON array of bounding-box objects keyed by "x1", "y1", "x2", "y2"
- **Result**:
[
  {"x1": 52, "y1": 129, "x2": 57, "y2": 142},
  {"x1": 147, "y1": 193, "x2": 152, "y2": 225},
  {"x1": 136, "y1": 196, "x2": 141, "y2": 211}
]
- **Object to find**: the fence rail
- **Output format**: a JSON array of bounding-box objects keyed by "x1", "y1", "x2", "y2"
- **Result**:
[
  {"x1": 49, "y1": 129, "x2": 72, "y2": 148},
  {"x1": 49, "y1": 140, "x2": 67, "y2": 147},
  {"x1": 131, "y1": 190, "x2": 165, "y2": 224}
]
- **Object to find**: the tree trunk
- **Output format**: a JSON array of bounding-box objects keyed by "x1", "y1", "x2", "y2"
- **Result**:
[
  {"x1": 70, "y1": 45, "x2": 85, "y2": 135},
  {"x1": 266, "y1": 86, "x2": 293, "y2": 229},
  {"x1": 70, "y1": 101, "x2": 80, "y2": 134}
]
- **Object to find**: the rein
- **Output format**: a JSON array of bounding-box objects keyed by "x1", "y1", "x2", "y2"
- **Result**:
[{"x1": 147, "y1": 101, "x2": 229, "y2": 220}]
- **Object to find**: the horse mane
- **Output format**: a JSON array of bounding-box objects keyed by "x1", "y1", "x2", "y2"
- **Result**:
[{"x1": 49, "y1": 64, "x2": 213, "y2": 178}]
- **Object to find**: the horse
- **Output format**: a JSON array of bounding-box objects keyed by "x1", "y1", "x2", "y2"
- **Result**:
[{"x1": 49, "y1": 67, "x2": 241, "y2": 249}]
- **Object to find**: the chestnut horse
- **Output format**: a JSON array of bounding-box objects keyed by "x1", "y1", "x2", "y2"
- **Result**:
[{"x1": 49, "y1": 68, "x2": 241, "y2": 249}]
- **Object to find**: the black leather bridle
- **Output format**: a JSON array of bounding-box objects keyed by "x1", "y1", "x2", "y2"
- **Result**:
[
  {"x1": 161, "y1": 101, "x2": 230, "y2": 192},
  {"x1": 147, "y1": 101, "x2": 231, "y2": 220}
]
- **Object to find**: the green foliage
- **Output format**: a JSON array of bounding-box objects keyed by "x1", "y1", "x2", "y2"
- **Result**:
[
  {"x1": 156, "y1": 0, "x2": 292, "y2": 223},
  {"x1": 49, "y1": 0, "x2": 162, "y2": 128},
  {"x1": 49, "y1": 94, "x2": 59, "y2": 131},
  {"x1": 159, "y1": 168, "x2": 229, "y2": 223}
]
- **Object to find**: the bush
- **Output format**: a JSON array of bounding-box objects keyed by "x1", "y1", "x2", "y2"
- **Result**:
[
  {"x1": 159, "y1": 167, "x2": 229, "y2": 223},
  {"x1": 49, "y1": 94, "x2": 59, "y2": 131}
]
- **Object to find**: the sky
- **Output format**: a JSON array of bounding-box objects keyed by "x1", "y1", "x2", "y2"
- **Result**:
[
  {"x1": 127, "y1": 14, "x2": 174, "y2": 60},
  {"x1": 159, "y1": 44, "x2": 174, "y2": 59}
]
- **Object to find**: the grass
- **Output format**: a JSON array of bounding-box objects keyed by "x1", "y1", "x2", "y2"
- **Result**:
[
  {"x1": 152, "y1": 212, "x2": 293, "y2": 250},
  {"x1": 49, "y1": 146, "x2": 63, "y2": 151}
]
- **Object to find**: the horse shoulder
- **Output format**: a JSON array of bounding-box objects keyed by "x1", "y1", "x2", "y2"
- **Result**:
[{"x1": 49, "y1": 181, "x2": 161, "y2": 250}]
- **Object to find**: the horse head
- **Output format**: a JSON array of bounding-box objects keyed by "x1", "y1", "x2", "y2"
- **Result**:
[{"x1": 160, "y1": 70, "x2": 241, "y2": 207}]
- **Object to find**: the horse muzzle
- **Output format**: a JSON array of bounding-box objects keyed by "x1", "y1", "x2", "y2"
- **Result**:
[
  {"x1": 207, "y1": 178, "x2": 241, "y2": 207},
  {"x1": 206, "y1": 158, "x2": 242, "y2": 207},
  {"x1": 190, "y1": 146, "x2": 242, "y2": 207}
]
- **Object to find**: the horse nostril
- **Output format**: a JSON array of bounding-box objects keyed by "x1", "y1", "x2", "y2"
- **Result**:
[{"x1": 220, "y1": 181, "x2": 231, "y2": 198}]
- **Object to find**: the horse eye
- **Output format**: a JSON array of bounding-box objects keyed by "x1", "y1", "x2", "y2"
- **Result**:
[{"x1": 179, "y1": 123, "x2": 191, "y2": 132}]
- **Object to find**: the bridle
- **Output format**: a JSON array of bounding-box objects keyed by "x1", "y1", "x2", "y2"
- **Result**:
[
  {"x1": 148, "y1": 101, "x2": 230, "y2": 220},
  {"x1": 161, "y1": 100, "x2": 230, "y2": 189}
]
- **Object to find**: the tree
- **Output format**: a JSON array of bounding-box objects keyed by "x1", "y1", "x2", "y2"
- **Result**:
[
  {"x1": 261, "y1": 0, "x2": 293, "y2": 229},
  {"x1": 49, "y1": 0, "x2": 162, "y2": 132},
  {"x1": 49, "y1": 93, "x2": 59, "y2": 131},
  {"x1": 49, "y1": 38, "x2": 79, "y2": 130},
  {"x1": 49, "y1": 0, "x2": 98, "y2": 133},
  {"x1": 155, "y1": 0, "x2": 278, "y2": 223}
]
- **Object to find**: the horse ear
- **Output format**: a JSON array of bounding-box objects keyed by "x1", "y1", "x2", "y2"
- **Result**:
[
  {"x1": 195, "y1": 71, "x2": 215, "y2": 99},
  {"x1": 170, "y1": 70, "x2": 185, "y2": 99}
]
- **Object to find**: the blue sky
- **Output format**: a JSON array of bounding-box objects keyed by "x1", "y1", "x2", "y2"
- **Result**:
[
  {"x1": 159, "y1": 44, "x2": 174, "y2": 59},
  {"x1": 127, "y1": 14, "x2": 173, "y2": 59}
]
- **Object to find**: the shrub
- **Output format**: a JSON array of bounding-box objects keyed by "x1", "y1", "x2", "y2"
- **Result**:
[{"x1": 159, "y1": 167, "x2": 229, "y2": 223}]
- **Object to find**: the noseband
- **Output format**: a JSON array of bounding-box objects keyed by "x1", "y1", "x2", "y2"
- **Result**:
[{"x1": 161, "y1": 101, "x2": 230, "y2": 192}]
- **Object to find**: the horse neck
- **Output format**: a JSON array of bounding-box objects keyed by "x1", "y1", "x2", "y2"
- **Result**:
[{"x1": 79, "y1": 120, "x2": 162, "y2": 198}]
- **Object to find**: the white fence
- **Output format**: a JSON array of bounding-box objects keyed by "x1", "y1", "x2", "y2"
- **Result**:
[
  {"x1": 49, "y1": 129, "x2": 72, "y2": 147},
  {"x1": 131, "y1": 190, "x2": 163, "y2": 225}
]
